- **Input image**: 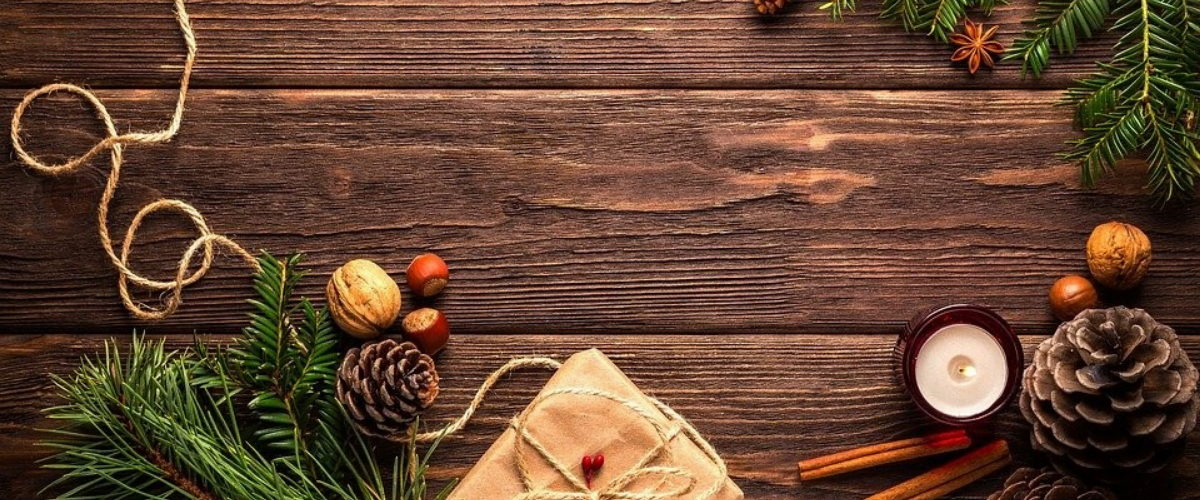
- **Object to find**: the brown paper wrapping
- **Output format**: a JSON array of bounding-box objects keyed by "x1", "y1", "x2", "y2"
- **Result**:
[{"x1": 447, "y1": 349, "x2": 743, "y2": 500}]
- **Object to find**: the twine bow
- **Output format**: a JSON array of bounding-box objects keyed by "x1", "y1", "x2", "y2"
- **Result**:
[
  {"x1": 9, "y1": 0, "x2": 256, "y2": 320},
  {"x1": 413, "y1": 358, "x2": 730, "y2": 500}
]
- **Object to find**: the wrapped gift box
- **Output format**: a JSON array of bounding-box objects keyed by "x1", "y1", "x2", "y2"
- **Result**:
[{"x1": 448, "y1": 348, "x2": 743, "y2": 500}]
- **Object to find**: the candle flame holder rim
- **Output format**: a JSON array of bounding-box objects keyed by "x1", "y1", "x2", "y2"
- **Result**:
[{"x1": 896, "y1": 303, "x2": 1023, "y2": 426}]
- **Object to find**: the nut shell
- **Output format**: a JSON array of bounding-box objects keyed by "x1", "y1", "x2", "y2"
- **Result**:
[
  {"x1": 406, "y1": 253, "x2": 449, "y2": 297},
  {"x1": 1049, "y1": 275, "x2": 1099, "y2": 321},
  {"x1": 1086, "y1": 222, "x2": 1151, "y2": 290},
  {"x1": 402, "y1": 307, "x2": 450, "y2": 355},
  {"x1": 326, "y1": 259, "x2": 402, "y2": 339}
]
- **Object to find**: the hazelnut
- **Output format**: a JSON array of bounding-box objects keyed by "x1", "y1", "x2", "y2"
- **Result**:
[
  {"x1": 1049, "y1": 275, "x2": 1099, "y2": 321},
  {"x1": 406, "y1": 253, "x2": 449, "y2": 297},
  {"x1": 402, "y1": 308, "x2": 450, "y2": 355},
  {"x1": 326, "y1": 259, "x2": 402, "y2": 339},
  {"x1": 1086, "y1": 221, "x2": 1151, "y2": 290}
]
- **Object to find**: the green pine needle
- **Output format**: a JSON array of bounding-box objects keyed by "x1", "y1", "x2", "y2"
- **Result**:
[
  {"x1": 820, "y1": 0, "x2": 857, "y2": 21},
  {"x1": 876, "y1": 0, "x2": 1007, "y2": 42},
  {"x1": 922, "y1": 0, "x2": 972, "y2": 41},
  {"x1": 1011, "y1": 0, "x2": 1200, "y2": 201},
  {"x1": 882, "y1": 0, "x2": 926, "y2": 31}
]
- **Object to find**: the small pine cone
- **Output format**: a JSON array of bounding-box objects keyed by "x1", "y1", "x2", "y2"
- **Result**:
[
  {"x1": 337, "y1": 339, "x2": 440, "y2": 436},
  {"x1": 755, "y1": 0, "x2": 788, "y2": 15},
  {"x1": 1021, "y1": 307, "x2": 1199, "y2": 483},
  {"x1": 987, "y1": 467, "x2": 1116, "y2": 500}
]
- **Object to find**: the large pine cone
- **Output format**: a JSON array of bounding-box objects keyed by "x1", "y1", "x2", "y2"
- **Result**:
[
  {"x1": 1021, "y1": 307, "x2": 1198, "y2": 482},
  {"x1": 987, "y1": 467, "x2": 1116, "y2": 500},
  {"x1": 337, "y1": 339, "x2": 440, "y2": 436}
]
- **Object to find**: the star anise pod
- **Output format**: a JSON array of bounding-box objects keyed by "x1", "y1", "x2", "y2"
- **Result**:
[
  {"x1": 755, "y1": 0, "x2": 788, "y2": 14},
  {"x1": 950, "y1": 19, "x2": 1004, "y2": 74}
]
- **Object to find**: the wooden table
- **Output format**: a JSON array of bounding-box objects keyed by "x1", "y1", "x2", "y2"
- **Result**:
[{"x1": 2, "y1": 1, "x2": 1199, "y2": 498}]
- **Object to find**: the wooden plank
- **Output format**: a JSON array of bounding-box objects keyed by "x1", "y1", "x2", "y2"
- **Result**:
[
  {"x1": 1, "y1": 334, "x2": 1198, "y2": 499},
  {"x1": 0, "y1": 0, "x2": 1112, "y2": 90},
  {"x1": 3, "y1": 89, "x2": 1199, "y2": 335}
]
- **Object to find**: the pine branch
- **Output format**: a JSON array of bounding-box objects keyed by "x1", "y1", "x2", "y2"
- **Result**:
[
  {"x1": 292, "y1": 300, "x2": 345, "y2": 471},
  {"x1": 45, "y1": 336, "x2": 452, "y2": 500},
  {"x1": 43, "y1": 336, "x2": 326, "y2": 500},
  {"x1": 1014, "y1": 0, "x2": 1200, "y2": 200},
  {"x1": 221, "y1": 252, "x2": 346, "y2": 476},
  {"x1": 820, "y1": 0, "x2": 857, "y2": 20},
  {"x1": 975, "y1": 0, "x2": 1006, "y2": 14},
  {"x1": 921, "y1": 0, "x2": 971, "y2": 41},
  {"x1": 882, "y1": 0, "x2": 925, "y2": 30},
  {"x1": 1005, "y1": 0, "x2": 1112, "y2": 77}
]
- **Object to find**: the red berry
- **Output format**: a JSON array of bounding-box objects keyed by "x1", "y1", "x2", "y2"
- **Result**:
[
  {"x1": 581, "y1": 455, "x2": 593, "y2": 472},
  {"x1": 592, "y1": 453, "x2": 604, "y2": 470}
]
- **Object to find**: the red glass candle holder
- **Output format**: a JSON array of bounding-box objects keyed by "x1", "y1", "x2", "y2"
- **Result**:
[{"x1": 895, "y1": 304, "x2": 1023, "y2": 426}]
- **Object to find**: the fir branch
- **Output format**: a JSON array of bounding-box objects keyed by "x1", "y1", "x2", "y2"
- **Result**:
[
  {"x1": 922, "y1": 0, "x2": 972, "y2": 41},
  {"x1": 877, "y1": 0, "x2": 1006, "y2": 42},
  {"x1": 1013, "y1": 0, "x2": 1200, "y2": 200},
  {"x1": 820, "y1": 0, "x2": 857, "y2": 20},
  {"x1": 975, "y1": 0, "x2": 1005, "y2": 14},
  {"x1": 43, "y1": 336, "x2": 325, "y2": 500},
  {"x1": 44, "y1": 336, "x2": 451, "y2": 500},
  {"x1": 220, "y1": 252, "x2": 346, "y2": 475},
  {"x1": 1006, "y1": 0, "x2": 1111, "y2": 77},
  {"x1": 882, "y1": 0, "x2": 925, "y2": 32}
]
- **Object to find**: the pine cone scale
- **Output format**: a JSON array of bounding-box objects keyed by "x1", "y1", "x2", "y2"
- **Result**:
[{"x1": 1049, "y1": 391, "x2": 1081, "y2": 422}]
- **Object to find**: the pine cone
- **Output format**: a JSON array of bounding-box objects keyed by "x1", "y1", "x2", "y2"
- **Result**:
[
  {"x1": 337, "y1": 339, "x2": 440, "y2": 436},
  {"x1": 987, "y1": 467, "x2": 1116, "y2": 500},
  {"x1": 1021, "y1": 307, "x2": 1199, "y2": 482},
  {"x1": 755, "y1": 0, "x2": 788, "y2": 15}
]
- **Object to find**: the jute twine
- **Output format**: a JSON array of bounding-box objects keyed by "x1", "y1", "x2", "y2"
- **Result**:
[
  {"x1": 9, "y1": 0, "x2": 257, "y2": 320},
  {"x1": 413, "y1": 357, "x2": 730, "y2": 500}
]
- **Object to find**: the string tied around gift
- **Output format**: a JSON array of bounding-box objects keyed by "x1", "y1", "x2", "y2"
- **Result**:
[
  {"x1": 410, "y1": 357, "x2": 730, "y2": 500},
  {"x1": 9, "y1": 0, "x2": 258, "y2": 320}
]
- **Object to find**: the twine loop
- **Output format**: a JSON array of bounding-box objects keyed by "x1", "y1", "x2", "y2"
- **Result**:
[
  {"x1": 415, "y1": 357, "x2": 729, "y2": 500},
  {"x1": 9, "y1": 0, "x2": 257, "y2": 320}
]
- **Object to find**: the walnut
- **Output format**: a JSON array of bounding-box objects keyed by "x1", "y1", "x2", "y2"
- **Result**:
[
  {"x1": 326, "y1": 259, "x2": 402, "y2": 339},
  {"x1": 1086, "y1": 222, "x2": 1151, "y2": 290}
]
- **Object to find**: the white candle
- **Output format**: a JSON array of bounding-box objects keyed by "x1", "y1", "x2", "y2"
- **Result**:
[{"x1": 913, "y1": 323, "x2": 1009, "y2": 419}]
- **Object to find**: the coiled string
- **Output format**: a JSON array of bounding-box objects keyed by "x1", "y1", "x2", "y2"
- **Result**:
[{"x1": 9, "y1": 0, "x2": 257, "y2": 320}]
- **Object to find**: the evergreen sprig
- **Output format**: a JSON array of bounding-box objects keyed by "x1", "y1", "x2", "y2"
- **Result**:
[
  {"x1": 43, "y1": 336, "x2": 449, "y2": 500},
  {"x1": 1009, "y1": 0, "x2": 1200, "y2": 200},
  {"x1": 819, "y1": 0, "x2": 857, "y2": 21},
  {"x1": 44, "y1": 336, "x2": 327, "y2": 500},
  {"x1": 876, "y1": 0, "x2": 1005, "y2": 41},
  {"x1": 215, "y1": 252, "x2": 345, "y2": 474}
]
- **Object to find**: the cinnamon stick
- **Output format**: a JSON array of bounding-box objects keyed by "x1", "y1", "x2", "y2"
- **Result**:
[
  {"x1": 799, "y1": 430, "x2": 971, "y2": 481},
  {"x1": 906, "y1": 455, "x2": 1012, "y2": 500},
  {"x1": 864, "y1": 439, "x2": 1010, "y2": 500}
]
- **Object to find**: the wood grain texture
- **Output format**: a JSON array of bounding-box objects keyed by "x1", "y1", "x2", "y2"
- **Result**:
[
  {"x1": 4, "y1": 89, "x2": 1199, "y2": 335},
  {"x1": 0, "y1": 0, "x2": 1113, "y2": 90},
  {"x1": 1, "y1": 334, "x2": 1198, "y2": 500}
]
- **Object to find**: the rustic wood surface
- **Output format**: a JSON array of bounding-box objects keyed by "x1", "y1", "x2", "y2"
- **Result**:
[
  {"x1": 4, "y1": 89, "x2": 1200, "y2": 335},
  {"x1": 2, "y1": 0, "x2": 1200, "y2": 499},
  {"x1": 1, "y1": 0, "x2": 1112, "y2": 89}
]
